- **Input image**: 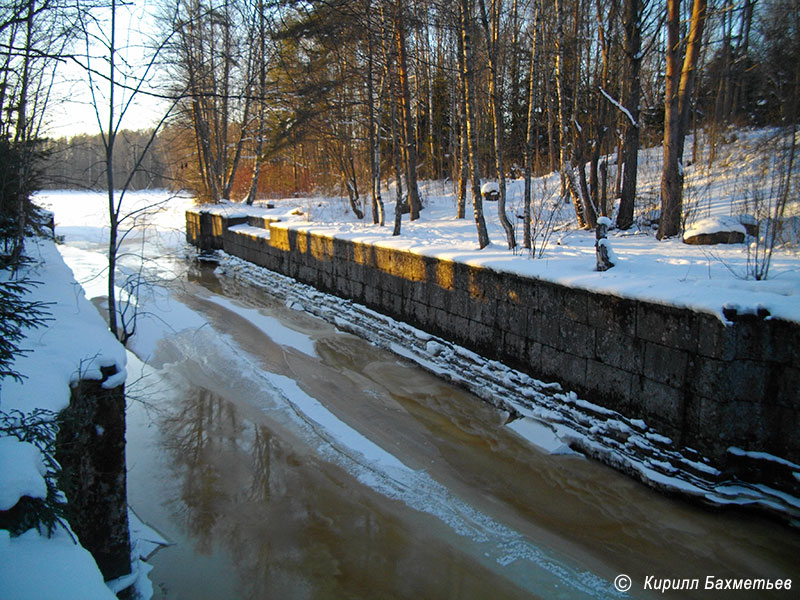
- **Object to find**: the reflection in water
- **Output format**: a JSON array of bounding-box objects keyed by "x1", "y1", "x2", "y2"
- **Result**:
[
  {"x1": 149, "y1": 385, "x2": 536, "y2": 600},
  {"x1": 124, "y1": 266, "x2": 800, "y2": 600}
]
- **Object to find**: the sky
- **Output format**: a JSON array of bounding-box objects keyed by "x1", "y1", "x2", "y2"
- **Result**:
[{"x1": 47, "y1": 1, "x2": 168, "y2": 139}]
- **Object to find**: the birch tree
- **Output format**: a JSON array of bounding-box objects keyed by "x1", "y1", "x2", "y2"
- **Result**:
[
  {"x1": 477, "y1": 0, "x2": 516, "y2": 248},
  {"x1": 459, "y1": 0, "x2": 490, "y2": 248}
]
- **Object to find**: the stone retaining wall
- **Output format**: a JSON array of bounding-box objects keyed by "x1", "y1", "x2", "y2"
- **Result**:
[
  {"x1": 187, "y1": 209, "x2": 800, "y2": 478},
  {"x1": 56, "y1": 368, "x2": 130, "y2": 582}
]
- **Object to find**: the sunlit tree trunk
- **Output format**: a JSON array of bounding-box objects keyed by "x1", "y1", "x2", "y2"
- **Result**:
[
  {"x1": 523, "y1": 1, "x2": 541, "y2": 249},
  {"x1": 394, "y1": 0, "x2": 421, "y2": 220},
  {"x1": 658, "y1": 0, "x2": 707, "y2": 239},
  {"x1": 459, "y1": 0, "x2": 490, "y2": 248},
  {"x1": 554, "y1": 0, "x2": 588, "y2": 228},
  {"x1": 477, "y1": 0, "x2": 515, "y2": 249},
  {"x1": 617, "y1": 0, "x2": 642, "y2": 229}
]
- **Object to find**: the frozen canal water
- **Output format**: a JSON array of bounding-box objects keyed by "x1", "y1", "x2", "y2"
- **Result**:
[
  {"x1": 43, "y1": 192, "x2": 798, "y2": 599},
  {"x1": 122, "y1": 263, "x2": 799, "y2": 599}
]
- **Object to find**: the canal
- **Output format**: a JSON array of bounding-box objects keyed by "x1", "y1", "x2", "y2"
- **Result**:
[
  {"x1": 124, "y1": 262, "x2": 798, "y2": 599},
  {"x1": 46, "y1": 193, "x2": 798, "y2": 599}
]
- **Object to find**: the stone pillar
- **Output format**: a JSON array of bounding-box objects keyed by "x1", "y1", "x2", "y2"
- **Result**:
[{"x1": 56, "y1": 365, "x2": 131, "y2": 583}]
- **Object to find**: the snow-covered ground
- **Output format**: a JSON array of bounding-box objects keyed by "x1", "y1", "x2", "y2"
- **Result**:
[
  {"x1": 0, "y1": 239, "x2": 156, "y2": 599},
  {"x1": 204, "y1": 127, "x2": 800, "y2": 323}
]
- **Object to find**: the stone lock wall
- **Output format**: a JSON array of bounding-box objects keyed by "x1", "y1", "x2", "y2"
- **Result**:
[{"x1": 188, "y1": 209, "x2": 800, "y2": 477}]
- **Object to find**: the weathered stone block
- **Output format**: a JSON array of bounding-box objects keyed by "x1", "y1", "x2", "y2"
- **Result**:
[
  {"x1": 636, "y1": 303, "x2": 697, "y2": 351},
  {"x1": 695, "y1": 313, "x2": 737, "y2": 360},
  {"x1": 466, "y1": 318, "x2": 495, "y2": 350},
  {"x1": 774, "y1": 365, "x2": 800, "y2": 410},
  {"x1": 644, "y1": 342, "x2": 689, "y2": 387},
  {"x1": 451, "y1": 261, "x2": 471, "y2": 293},
  {"x1": 428, "y1": 284, "x2": 450, "y2": 311},
  {"x1": 538, "y1": 282, "x2": 588, "y2": 324},
  {"x1": 335, "y1": 274, "x2": 352, "y2": 298},
  {"x1": 450, "y1": 290, "x2": 472, "y2": 319},
  {"x1": 502, "y1": 330, "x2": 527, "y2": 360},
  {"x1": 526, "y1": 307, "x2": 543, "y2": 344},
  {"x1": 557, "y1": 319, "x2": 596, "y2": 359},
  {"x1": 525, "y1": 340, "x2": 543, "y2": 370},
  {"x1": 496, "y1": 300, "x2": 528, "y2": 338},
  {"x1": 766, "y1": 319, "x2": 800, "y2": 365},
  {"x1": 445, "y1": 312, "x2": 471, "y2": 343},
  {"x1": 362, "y1": 284, "x2": 379, "y2": 307},
  {"x1": 381, "y1": 288, "x2": 403, "y2": 316},
  {"x1": 467, "y1": 266, "x2": 499, "y2": 301},
  {"x1": 632, "y1": 377, "x2": 683, "y2": 428},
  {"x1": 586, "y1": 292, "x2": 637, "y2": 336},
  {"x1": 428, "y1": 257, "x2": 455, "y2": 290},
  {"x1": 594, "y1": 329, "x2": 644, "y2": 372},
  {"x1": 407, "y1": 299, "x2": 429, "y2": 327},
  {"x1": 586, "y1": 360, "x2": 632, "y2": 413},
  {"x1": 404, "y1": 279, "x2": 428, "y2": 305},
  {"x1": 430, "y1": 306, "x2": 450, "y2": 334},
  {"x1": 468, "y1": 298, "x2": 497, "y2": 328},
  {"x1": 540, "y1": 346, "x2": 587, "y2": 390}
]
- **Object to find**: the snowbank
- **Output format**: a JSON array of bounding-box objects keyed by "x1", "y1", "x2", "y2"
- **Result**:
[
  {"x1": 1, "y1": 238, "x2": 126, "y2": 415},
  {"x1": 0, "y1": 237, "x2": 127, "y2": 599},
  {"x1": 0, "y1": 529, "x2": 117, "y2": 600},
  {"x1": 0, "y1": 438, "x2": 47, "y2": 511}
]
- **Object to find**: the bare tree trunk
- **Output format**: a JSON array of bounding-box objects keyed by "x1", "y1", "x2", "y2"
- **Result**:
[
  {"x1": 391, "y1": 91, "x2": 405, "y2": 236},
  {"x1": 10, "y1": 0, "x2": 34, "y2": 266},
  {"x1": 246, "y1": 0, "x2": 268, "y2": 206},
  {"x1": 106, "y1": 0, "x2": 120, "y2": 341},
  {"x1": 457, "y1": 73, "x2": 468, "y2": 219},
  {"x1": 676, "y1": 0, "x2": 707, "y2": 166},
  {"x1": 477, "y1": 0, "x2": 516, "y2": 249},
  {"x1": 555, "y1": 0, "x2": 588, "y2": 228},
  {"x1": 523, "y1": 1, "x2": 541, "y2": 249},
  {"x1": 658, "y1": 0, "x2": 707, "y2": 239},
  {"x1": 394, "y1": 0, "x2": 422, "y2": 220},
  {"x1": 459, "y1": 0, "x2": 490, "y2": 248},
  {"x1": 617, "y1": 0, "x2": 642, "y2": 229},
  {"x1": 367, "y1": 23, "x2": 384, "y2": 225}
]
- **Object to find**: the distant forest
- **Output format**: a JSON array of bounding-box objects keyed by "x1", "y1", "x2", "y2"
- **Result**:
[
  {"x1": 40, "y1": 130, "x2": 172, "y2": 191},
  {"x1": 39, "y1": 127, "x2": 313, "y2": 198}
]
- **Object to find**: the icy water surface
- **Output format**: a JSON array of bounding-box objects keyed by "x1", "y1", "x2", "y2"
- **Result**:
[{"x1": 120, "y1": 264, "x2": 800, "y2": 600}]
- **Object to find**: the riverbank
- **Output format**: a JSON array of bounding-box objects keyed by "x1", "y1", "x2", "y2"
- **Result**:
[{"x1": 0, "y1": 237, "x2": 156, "y2": 599}]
